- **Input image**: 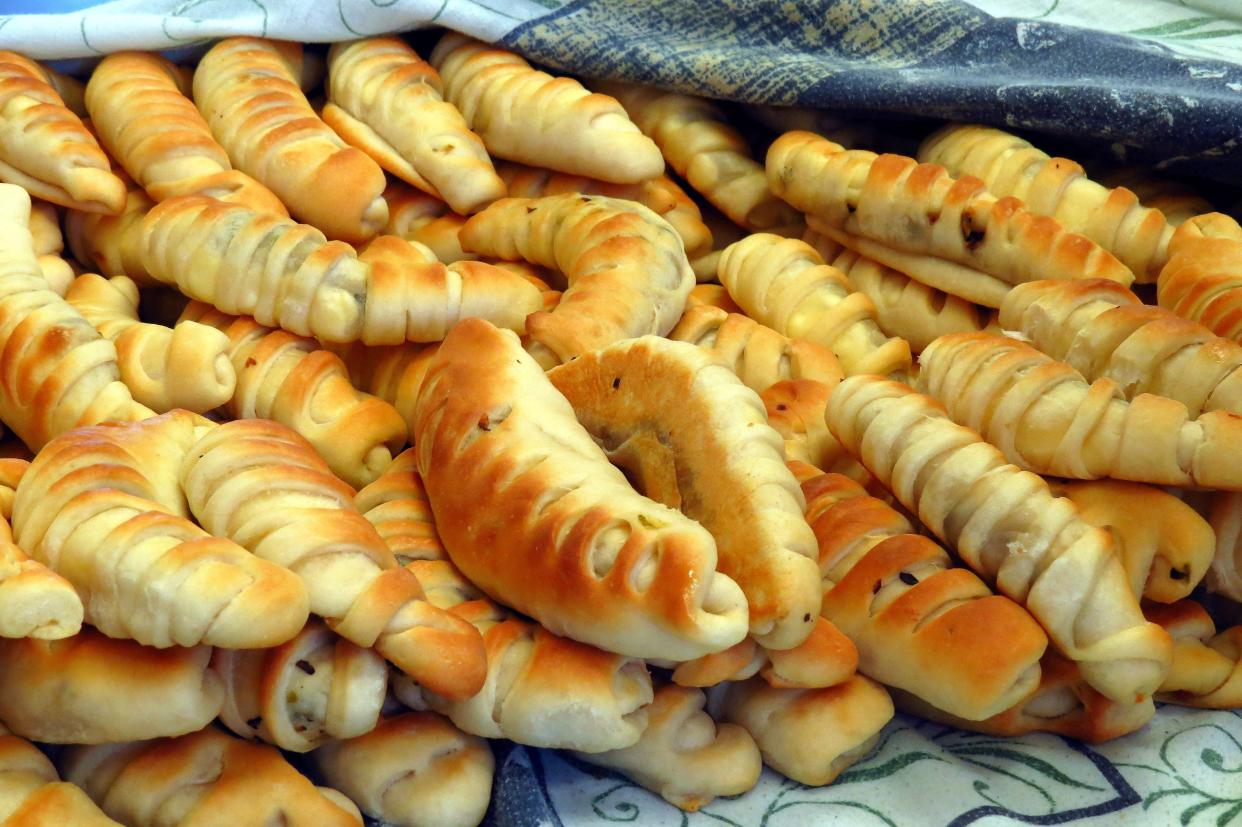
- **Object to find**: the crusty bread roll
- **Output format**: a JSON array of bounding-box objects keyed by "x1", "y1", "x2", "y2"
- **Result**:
[
  {"x1": 717, "y1": 232, "x2": 912, "y2": 377},
  {"x1": 382, "y1": 180, "x2": 472, "y2": 262},
  {"x1": 64, "y1": 183, "x2": 157, "y2": 286},
  {"x1": 181, "y1": 418, "x2": 486, "y2": 700},
  {"x1": 549, "y1": 337, "x2": 821, "y2": 650},
  {"x1": 767, "y1": 131, "x2": 1134, "y2": 306},
  {"x1": 413, "y1": 319, "x2": 748, "y2": 661},
  {"x1": 62, "y1": 727, "x2": 364, "y2": 826},
  {"x1": 0, "y1": 628, "x2": 222, "y2": 743},
  {"x1": 328, "y1": 340, "x2": 438, "y2": 435},
  {"x1": 179, "y1": 302, "x2": 406, "y2": 489},
  {"x1": 0, "y1": 726, "x2": 121, "y2": 826},
  {"x1": 919, "y1": 124, "x2": 1171, "y2": 281},
  {"x1": 193, "y1": 37, "x2": 387, "y2": 242},
  {"x1": 0, "y1": 501, "x2": 82, "y2": 641},
  {"x1": 213, "y1": 620, "x2": 387, "y2": 752},
  {"x1": 573, "y1": 684, "x2": 761, "y2": 812},
  {"x1": 355, "y1": 448, "x2": 445, "y2": 564},
  {"x1": 460, "y1": 194, "x2": 694, "y2": 368},
  {"x1": 313, "y1": 711, "x2": 494, "y2": 827},
  {"x1": 1157, "y1": 212, "x2": 1242, "y2": 341},
  {"x1": 825, "y1": 375, "x2": 1172, "y2": 702},
  {"x1": 12, "y1": 412, "x2": 310, "y2": 649},
  {"x1": 0, "y1": 52, "x2": 125, "y2": 213},
  {"x1": 1148, "y1": 600, "x2": 1242, "y2": 709},
  {"x1": 918, "y1": 331, "x2": 1242, "y2": 489},
  {"x1": 86, "y1": 51, "x2": 286, "y2": 214},
  {"x1": 430, "y1": 34, "x2": 662, "y2": 184},
  {"x1": 324, "y1": 37, "x2": 505, "y2": 215}
]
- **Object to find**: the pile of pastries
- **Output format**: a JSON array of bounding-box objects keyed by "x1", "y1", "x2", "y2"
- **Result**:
[{"x1": 0, "y1": 27, "x2": 1238, "y2": 827}]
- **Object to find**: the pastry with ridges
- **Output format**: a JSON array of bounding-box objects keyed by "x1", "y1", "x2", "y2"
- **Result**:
[
  {"x1": 0, "y1": 495, "x2": 82, "y2": 640},
  {"x1": 1149, "y1": 600, "x2": 1242, "y2": 709},
  {"x1": 1156, "y1": 212, "x2": 1242, "y2": 341},
  {"x1": 0, "y1": 724, "x2": 121, "y2": 826},
  {"x1": 355, "y1": 448, "x2": 445, "y2": 563}
]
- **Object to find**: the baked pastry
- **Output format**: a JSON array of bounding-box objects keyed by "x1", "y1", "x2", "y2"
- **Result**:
[
  {"x1": 429, "y1": 34, "x2": 662, "y2": 184},
  {"x1": 572, "y1": 684, "x2": 761, "y2": 812},
  {"x1": 1157, "y1": 212, "x2": 1242, "y2": 341},
  {"x1": 0, "y1": 725, "x2": 120, "y2": 826},
  {"x1": 686, "y1": 283, "x2": 743, "y2": 314},
  {"x1": 0, "y1": 628, "x2": 222, "y2": 743},
  {"x1": 312, "y1": 711, "x2": 494, "y2": 827},
  {"x1": 671, "y1": 639, "x2": 767, "y2": 687},
  {"x1": 918, "y1": 331, "x2": 1242, "y2": 488},
  {"x1": 413, "y1": 319, "x2": 748, "y2": 660},
  {"x1": 717, "y1": 232, "x2": 912, "y2": 377},
  {"x1": 0, "y1": 457, "x2": 26, "y2": 518},
  {"x1": 179, "y1": 302, "x2": 406, "y2": 489},
  {"x1": 12, "y1": 411, "x2": 310, "y2": 649},
  {"x1": 324, "y1": 37, "x2": 505, "y2": 215},
  {"x1": 716, "y1": 674, "x2": 894, "y2": 786},
  {"x1": 767, "y1": 131, "x2": 1134, "y2": 306},
  {"x1": 460, "y1": 194, "x2": 694, "y2": 368},
  {"x1": 919, "y1": 124, "x2": 1170, "y2": 281},
  {"x1": 601, "y1": 82, "x2": 803, "y2": 235},
  {"x1": 1197, "y1": 491, "x2": 1242, "y2": 602},
  {"x1": 825, "y1": 375, "x2": 1173, "y2": 702},
  {"x1": 1051, "y1": 480, "x2": 1214, "y2": 603},
  {"x1": 85, "y1": 51, "x2": 287, "y2": 214},
  {"x1": 549, "y1": 336, "x2": 821, "y2": 649},
  {"x1": 761, "y1": 380, "x2": 868, "y2": 480},
  {"x1": 0, "y1": 497, "x2": 82, "y2": 640},
  {"x1": 355, "y1": 448, "x2": 446, "y2": 564},
  {"x1": 28, "y1": 199, "x2": 74, "y2": 294},
  {"x1": 402, "y1": 560, "x2": 655, "y2": 752},
  {"x1": 1149, "y1": 600, "x2": 1242, "y2": 709},
  {"x1": 328, "y1": 340, "x2": 438, "y2": 435},
  {"x1": 193, "y1": 37, "x2": 387, "y2": 242},
  {"x1": 0, "y1": 184, "x2": 152, "y2": 450},
  {"x1": 1096, "y1": 165, "x2": 1211, "y2": 226},
  {"x1": 180, "y1": 418, "x2": 486, "y2": 700},
  {"x1": 65, "y1": 274, "x2": 235, "y2": 413},
  {"x1": 64, "y1": 183, "x2": 157, "y2": 287},
  {"x1": 213, "y1": 620, "x2": 387, "y2": 752},
  {"x1": 62, "y1": 727, "x2": 364, "y2": 826},
  {"x1": 0, "y1": 52, "x2": 125, "y2": 213},
  {"x1": 382, "y1": 180, "x2": 471, "y2": 262}
]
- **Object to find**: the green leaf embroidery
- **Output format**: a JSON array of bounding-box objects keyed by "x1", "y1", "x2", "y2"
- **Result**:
[
  {"x1": 1127, "y1": 16, "x2": 1219, "y2": 36},
  {"x1": 948, "y1": 746, "x2": 1105, "y2": 791},
  {"x1": 833, "y1": 750, "x2": 946, "y2": 784}
]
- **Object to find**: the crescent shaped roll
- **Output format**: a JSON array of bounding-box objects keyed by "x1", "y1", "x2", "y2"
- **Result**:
[
  {"x1": 413, "y1": 318, "x2": 749, "y2": 661},
  {"x1": 1157, "y1": 212, "x2": 1242, "y2": 342},
  {"x1": 1149, "y1": 600, "x2": 1242, "y2": 710},
  {"x1": 824, "y1": 375, "x2": 1172, "y2": 702},
  {"x1": 355, "y1": 448, "x2": 446, "y2": 564},
  {"x1": 382, "y1": 180, "x2": 472, "y2": 263},
  {"x1": 64, "y1": 183, "x2": 157, "y2": 287},
  {"x1": 0, "y1": 496, "x2": 82, "y2": 640},
  {"x1": 0, "y1": 726, "x2": 121, "y2": 826},
  {"x1": 328, "y1": 339, "x2": 439, "y2": 436},
  {"x1": 760, "y1": 380, "x2": 868, "y2": 481}
]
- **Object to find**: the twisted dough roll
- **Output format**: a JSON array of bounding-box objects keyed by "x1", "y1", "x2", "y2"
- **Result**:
[
  {"x1": 1149, "y1": 600, "x2": 1242, "y2": 709},
  {"x1": 312, "y1": 712, "x2": 494, "y2": 827},
  {"x1": 919, "y1": 331, "x2": 1242, "y2": 488},
  {"x1": 0, "y1": 726, "x2": 120, "y2": 826},
  {"x1": 0, "y1": 457, "x2": 25, "y2": 519},
  {"x1": 687, "y1": 283, "x2": 743, "y2": 314},
  {"x1": 414, "y1": 319, "x2": 748, "y2": 660},
  {"x1": 767, "y1": 131, "x2": 1134, "y2": 307},
  {"x1": 193, "y1": 37, "x2": 387, "y2": 242},
  {"x1": 0, "y1": 52, "x2": 124, "y2": 213},
  {"x1": 1052, "y1": 480, "x2": 1214, "y2": 603},
  {"x1": 65, "y1": 274, "x2": 235, "y2": 413},
  {"x1": 181, "y1": 419, "x2": 486, "y2": 699},
  {"x1": 64, "y1": 183, "x2": 156, "y2": 287},
  {"x1": 919, "y1": 124, "x2": 1171, "y2": 281},
  {"x1": 324, "y1": 37, "x2": 505, "y2": 215},
  {"x1": 382, "y1": 180, "x2": 471, "y2": 262},
  {"x1": 213, "y1": 620, "x2": 387, "y2": 752},
  {"x1": 12, "y1": 412, "x2": 310, "y2": 649},
  {"x1": 355, "y1": 448, "x2": 446, "y2": 564},
  {"x1": 1199, "y1": 491, "x2": 1242, "y2": 602},
  {"x1": 0, "y1": 502, "x2": 82, "y2": 641},
  {"x1": 86, "y1": 51, "x2": 286, "y2": 214},
  {"x1": 328, "y1": 339, "x2": 438, "y2": 436},
  {"x1": 0, "y1": 184, "x2": 152, "y2": 450},
  {"x1": 430, "y1": 34, "x2": 662, "y2": 184},
  {"x1": 717, "y1": 232, "x2": 912, "y2": 377},
  {"x1": 179, "y1": 302, "x2": 406, "y2": 489},
  {"x1": 762, "y1": 380, "x2": 866, "y2": 480},
  {"x1": 402, "y1": 559, "x2": 655, "y2": 752},
  {"x1": 0, "y1": 628, "x2": 222, "y2": 744},
  {"x1": 62, "y1": 728, "x2": 364, "y2": 827},
  {"x1": 598, "y1": 82, "x2": 803, "y2": 235},
  {"x1": 460, "y1": 194, "x2": 693, "y2": 368},
  {"x1": 573, "y1": 684, "x2": 761, "y2": 812},
  {"x1": 1157, "y1": 212, "x2": 1242, "y2": 341},
  {"x1": 1096, "y1": 165, "x2": 1211, "y2": 226},
  {"x1": 825, "y1": 376, "x2": 1172, "y2": 702},
  {"x1": 801, "y1": 470, "x2": 1048, "y2": 721},
  {"x1": 549, "y1": 337, "x2": 822, "y2": 649}
]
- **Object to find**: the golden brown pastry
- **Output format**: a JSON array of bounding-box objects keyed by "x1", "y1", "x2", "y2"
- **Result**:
[
  {"x1": 1157, "y1": 212, "x2": 1242, "y2": 342},
  {"x1": 0, "y1": 457, "x2": 26, "y2": 519},
  {"x1": 63, "y1": 183, "x2": 156, "y2": 286},
  {"x1": 549, "y1": 336, "x2": 821, "y2": 649},
  {"x1": 312, "y1": 711, "x2": 494, "y2": 827},
  {"x1": 193, "y1": 37, "x2": 387, "y2": 242},
  {"x1": 601, "y1": 82, "x2": 803, "y2": 235},
  {"x1": 460, "y1": 194, "x2": 694, "y2": 368},
  {"x1": 180, "y1": 419, "x2": 484, "y2": 698},
  {"x1": 919, "y1": 124, "x2": 1171, "y2": 281},
  {"x1": 29, "y1": 198, "x2": 63, "y2": 254},
  {"x1": 355, "y1": 448, "x2": 445, "y2": 564},
  {"x1": 671, "y1": 639, "x2": 766, "y2": 688},
  {"x1": 0, "y1": 628, "x2": 222, "y2": 743},
  {"x1": 12, "y1": 412, "x2": 310, "y2": 649},
  {"x1": 86, "y1": 51, "x2": 287, "y2": 214},
  {"x1": 0, "y1": 503, "x2": 82, "y2": 641},
  {"x1": 0, "y1": 725, "x2": 121, "y2": 826},
  {"x1": 0, "y1": 52, "x2": 125, "y2": 213},
  {"x1": 213, "y1": 620, "x2": 387, "y2": 752},
  {"x1": 825, "y1": 375, "x2": 1173, "y2": 702},
  {"x1": 324, "y1": 37, "x2": 505, "y2": 215},
  {"x1": 760, "y1": 380, "x2": 867, "y2": 480},
  {"x1": 918, "y1": 331, "x2": 1242, "y2": 489},
  {"x1": 767, "y1": 131, "x2": 1134, "y2": 307},
  {"x1": 382, "y1": 180, "x2": 472, "y2": 262},
  {"x1": 328, "y1": 340, "x2": 438, "y2": 436},
  {"x1": 717, "y1": 232, "x2": 912, "y2": 377},
  {"x1": 1198, "y1": 491, "x2": 1242, "y2": 602},
  {"x1": 179, "y1": 302, "x2": 406, "y2": 489},
  {"x1": 1149, "y1": 600, "x2": 1242, "y2": 709},
  {"x1": 413, "y1": 319, "x2": 749, "y2": 660},
  {"x1": 430, "y1": 34, "x2": 662, "y2": 184},
  {"x1": 572, "y1": 684, "x2": 761, "y2": 812},
  {"x1": 62, "y1": 727, "x2": 364, "y2": 826},
  {"x1": 1096, "y1": 165, "x2": 1211, "y2": 226},
  {"x1": 670, "y1": 616, "x2": 858, "y2": 691},
  {"x1": 686, "y1": 283, "x2": 743, "y2": 314}
]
